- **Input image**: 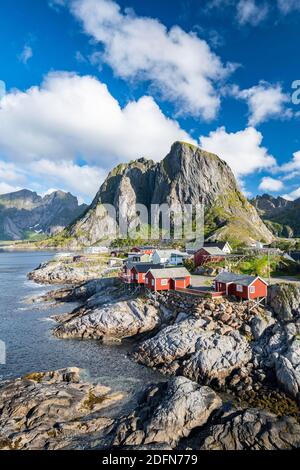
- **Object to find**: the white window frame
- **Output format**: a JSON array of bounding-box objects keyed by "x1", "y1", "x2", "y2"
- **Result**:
[
  {"x1": 152, "y1": 279, "x2": 155, "y2": 286},
  {"x1": 161, "y1": 279, "x2": 168, "y2": 286},
  {"x1": 250, "y1": 285, "x2": 256, "y2": 294},
  {"x1": 236, "y1": 284, "x2": 243, "y2": 293}
]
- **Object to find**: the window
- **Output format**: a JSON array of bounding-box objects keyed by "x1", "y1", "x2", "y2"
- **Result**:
[
  {"x1": 145, "y1": 278, "x2": 148, "y2": 284},
  {"x1": 161, "y1": 279, "x2": 168, "y2": 286},
  {"x1": 250, "y1": 286, "x2": 256, "y2": 294},
  {"x1": 152, "y1": 279, "x2": 155, "y2": 286},
  {"x1": 236, "y1": 285, "x2": 243, "y2": 292}
]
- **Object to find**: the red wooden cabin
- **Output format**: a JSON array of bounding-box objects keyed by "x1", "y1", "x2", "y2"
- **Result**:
[
  {"x1": 194, "y1": 247, "x2": 227, "y2": 267},
  {"x1": 131, "y1": 263, "x2": 163, "y2": 285},
  {"x1": 145, "y1": 267, "x2": 191, "y2": 291},
  {"x1": 214, "y1": 272, "x2": 268, "y2": 300},
  {"x1": 119, "y1": 262, "x2": 162, "y2": 284}
]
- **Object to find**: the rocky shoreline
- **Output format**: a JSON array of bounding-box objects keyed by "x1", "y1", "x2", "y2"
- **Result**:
[
  {"x1": 2, "y1": 261, "x2": 300, "y2": 450},
  {"x1": 28, "y1": 255, "x2": 116, "y2": 285}
]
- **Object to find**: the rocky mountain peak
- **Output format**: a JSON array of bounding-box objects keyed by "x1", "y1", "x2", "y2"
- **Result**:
[
  {"x1": 251, "y1": 193, "x2": 300, "y2": 238},
  {"x1": 0, "y1": 189, "x2": 87, "y2": 240},
  {"x1": 63, "y1": 142, "x2": 273, "y2": 248}
]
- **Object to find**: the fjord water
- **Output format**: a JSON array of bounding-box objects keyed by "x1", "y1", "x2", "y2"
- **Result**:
[{"x1": 0, "y1": 251, "x2": 162, "y2": 398}]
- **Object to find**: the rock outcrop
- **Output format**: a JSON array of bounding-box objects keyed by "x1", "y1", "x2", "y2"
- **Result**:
[
  {"x1": 28, "y1": 257, "x2": 112, "y2": 285},
  {"x1": 268, "y1": 283, "x2": 300, "y2": 322},
  {"x1": 54, "y1": 298, "x2": 161, "y2": 341},
  {"x1": 132, "y1": 318, "x2": 205, "y2": 369},
  {"x1": 183, "y1": 331, "x2": 252, "y2": 384},
  {"x1": 57, "y1": 142, "x2": 272, "y2": 248},
  {"x1": 111, "y1": 377, "x2": 222, "y2": 448},
  {"x1": 0, "y1": 368, "x2": 122, "y2": 450},
  {"x1": 197, "y1": 408, "x2": 300, "y2": 450}
]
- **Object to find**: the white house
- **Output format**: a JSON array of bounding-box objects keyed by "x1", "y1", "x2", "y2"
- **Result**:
[
  {"x1": 152, "y1": 249, "x2": 189, "y2": 265},
  {"x1": 203, "y1": 242, "x2": 232, "y2": 254}
]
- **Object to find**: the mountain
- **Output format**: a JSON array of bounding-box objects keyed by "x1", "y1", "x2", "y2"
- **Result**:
[
  {"x1": 51, "y1": 142, "x2": 273, "y2": 248},
  {"x1": 251, "y1": 194, "x2": 300, "y2": 238},
  {"x1": 0, "y1": 189, "x2": 88, "y2": 241}
]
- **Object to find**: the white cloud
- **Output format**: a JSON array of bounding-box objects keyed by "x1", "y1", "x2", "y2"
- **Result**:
[
  {"x1": 259, "y1": 176, "x2": 284, "y2": 192},
  {"x1": 277, "y1": 0, "x2": 300, "y2": 14},
  {"x1": 0, "y1": 72, "x2": 194, "y2": 202},
  {"x1": 281, "y1": 150, "x2": 300, "y2": 174},
  {"x1": 0, "y1": 160, "x2": 25, "y2": 183},
  {"x1": 0, "y1": 72, "x2": 193, "y2": 164},
  {"x1": 70, "y1": 0, "x2": 235, "y2": 119},
  {"x1": 199, "y1": 126, "x2": 276, "y2": 177},
  {"x1": 236, "y1": 0, "x2": 269, "y2": 26},
  {"x1": 283, "y1": 187, "x2": 300, "y2": 201},
  {"x1": 232, "y1": 81, "x2": 291, "y2": 125},
  {"x1": 0, "y1": 182, "x2": 22, "y2": 195},
  {"x1": 31, "y1": 159, "x2": 105, "y2": 200},
  {"x1": 18, "y1": 45, "x2": 33, "y2": 65}
]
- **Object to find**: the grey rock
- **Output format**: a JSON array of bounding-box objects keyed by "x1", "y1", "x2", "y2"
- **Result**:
[
  {"x1": 28, "y1": 258, "x2": 110, "y2": 285},
  {"x1": 275, "y1": 356, "x2": 300, "y2": 399},
  {"x1": 250, "y1": 314, "x2": 275, "y2": 340},
  {"x1": 0, "y1": 368, "x2": 122, "y2": 450},
  {"x1": 198, "y1": 408, "x2": 300, "y2": 450},
  {"x1": 132, "y1": 318, "x2": 205, "y2": 368},
  {"x1": 183, "y1": 331, "x2": 252, "y2": 383},
  {"x1": 268, "y1": 283, "x2": 300, "y2": 322},
  {"x1": 54, "y1": 298, "x2": 161, "y2": 340},
  {"x1": 112, "y1": 377, "x2": 222, "y2": 448}
]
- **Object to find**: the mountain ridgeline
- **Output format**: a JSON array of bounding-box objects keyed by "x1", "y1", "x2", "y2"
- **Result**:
[
  {"x1": 50, "y1": 142, "x2": 273, "y2": 248},
  {"x1": 0, "y1": 190, "x2": 88, "y2": 241},
  {"x1": 252, "y1": 194, "x2": 300, "y2": 238}
]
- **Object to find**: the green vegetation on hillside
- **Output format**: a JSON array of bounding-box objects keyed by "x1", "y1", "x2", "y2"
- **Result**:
[{"x1": 205, "y1": 253, "x2": 300, "y2": 278}]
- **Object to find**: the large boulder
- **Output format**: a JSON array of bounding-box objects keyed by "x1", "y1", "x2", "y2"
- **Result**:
[
  {"x1": 268, "y1": 284, "x2": 300, "y2": 322},
  {"x1": 198, "y1": 408, "x2": 300, "y2": 450},
  {"x1": 54, "y1": 299, "x2": 161, "y2": 341},
  {"x1": 250, "y1": 312, "x2": 275, "y2": 340},
  {"x1": 275, "y1": 356, "x2": 300, "y2": 399},
  {"x1": 132, "y1": 318, "x2": 205, "y2": 368},
  {"x1": 112, "y1": 377, "x2": 222, "y2": 448},
  {"x1": 183, "y1": 331, "x2": 252, "y2": 384},
  {"x1": 0, "y1": 368, "x2": 122, "y2": 450}
]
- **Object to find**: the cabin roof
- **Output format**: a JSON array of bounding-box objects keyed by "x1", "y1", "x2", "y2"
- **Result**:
[
  {"x1": 148, "y1": 267, "x2": 190, "y2": 279},
  {"x1": 127, "y1": 262, "x2": 163, "y2": 273},
  {"x1": 215, "y1": 272, "x2": 268, "y2": 287},
  {"x1": 204, "y1": 242, "x2": 231, "y2": 250},
  {"x1": 198, "y1": 246, "x2": 227, "y2": 256}
]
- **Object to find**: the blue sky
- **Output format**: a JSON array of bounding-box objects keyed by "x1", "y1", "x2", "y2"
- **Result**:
[{"x1": 0, "y1": 0, "x2": 300, "y2": 203}]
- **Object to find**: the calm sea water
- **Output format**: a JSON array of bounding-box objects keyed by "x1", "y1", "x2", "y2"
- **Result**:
[{"x1": 0, "y1": 251, "x2": 162, "y2": 403}]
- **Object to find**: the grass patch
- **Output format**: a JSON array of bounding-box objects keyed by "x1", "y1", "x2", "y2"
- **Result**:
[{"x1": 83, "y1": 391, "x2": 108, "y2": 410}]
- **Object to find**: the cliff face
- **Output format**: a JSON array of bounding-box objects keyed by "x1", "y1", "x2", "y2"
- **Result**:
[
  {"x1": 0, "y1": 189, "x2": 87, "y2": 240},
  {"x1": 59, "y1": 142, "x2": 273, "y2": 247},
  {"x1": 252, "y1": 194, "x2": 300, "y2": 238}
]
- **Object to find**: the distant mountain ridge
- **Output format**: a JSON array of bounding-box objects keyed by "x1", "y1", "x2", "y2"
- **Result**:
[
  {"x1": 251, "y1": 194, "x2": 300, "y2": 238},
  {"x1": 0, "y1": 189, "x2": 88, "y2": 240},
  {"x1": 49, "y1": 141, "x2": 273, "y2": 248}
]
